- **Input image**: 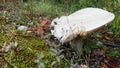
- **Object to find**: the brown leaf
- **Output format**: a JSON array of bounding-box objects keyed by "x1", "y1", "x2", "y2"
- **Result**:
[
  {"x1": 40, "y1": 18, "x2": 50, "y2": 32},
  {"x1": 102, "y1": 56, "x2": 120, "y2": 68},
  {"x1": 0, "y1": 61, "x2": 2, "y2": 66},
  {"x1": 104, "y1": 36, "x2": 110, "y2": 41},
  {"x1": 37, "y1": 18, "x2": 50, "y2": 36},
  {"x1": 80, "y1": 64, "x2": 88, "y2": 68},
  {"x1": 2, "y1": 42, "x2": 7, "y2": 53},
  {"x1": 40, "y1": 18, "x2": 50, "y2": 27},
  {"x1": 103, "y1": 32, "x2": 111, "y2": 41},
  {"x1": 17, "y1": 46, "x2": 24, "y2": 51},
  {"x1": 100, "y1": 62, "x2": 108, "y2": 68},
  {"x1": 37, "y1": 27, "x2": 44, "y2": 36},
  {"x1": 92, "y1": 49, "x2": 105, "y2": 56},
  {"x1": 28, "y1": 25, "x2": 37, "y2": 31},
  {"x1": 27, "y1": 18, "x2": 50, "y2": 36}
]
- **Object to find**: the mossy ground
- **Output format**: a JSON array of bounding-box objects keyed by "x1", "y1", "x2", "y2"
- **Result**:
[
  {"x1": 0, "y1": 31, "x2": 50, "y2": 67},
  {"x1": 0, "y1": 0, "x2": 120, "y2": 68}
]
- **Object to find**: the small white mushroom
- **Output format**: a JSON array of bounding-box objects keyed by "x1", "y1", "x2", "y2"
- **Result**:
[
  {"x1": 51, "y1": 8, "x2": 115, "y2": 56},
  {"x1": 17, "y1": 25, "x2": 28, "y2": 31}
]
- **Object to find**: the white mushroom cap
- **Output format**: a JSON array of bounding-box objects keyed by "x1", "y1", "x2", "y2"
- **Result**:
[{"x1": 51, "y1": 8, "x2": 115, "y2": 43}]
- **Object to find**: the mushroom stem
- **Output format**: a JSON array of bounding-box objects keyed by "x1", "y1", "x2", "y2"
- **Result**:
[{"x1": 70, "y1": 37, "x2": 83, "y2": 57}]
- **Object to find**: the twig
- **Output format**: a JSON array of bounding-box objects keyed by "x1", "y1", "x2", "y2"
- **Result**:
[{"x1": 104, "y1": 41, "x2": 120, "y2": 47}]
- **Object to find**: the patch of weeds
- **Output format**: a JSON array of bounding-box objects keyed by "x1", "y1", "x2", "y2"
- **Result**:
[
  {"x1": 83, "y1": 39, "x2": 99, "y2": 55},
  {"x1": 0, "y1": 0, "x2": 120, "y2": 68},
  {"x1": 0, "y1": 30, "x2": 50, "y2": 68},
  {"x1": 34, "y1": 39, "x2": 66, "y2": 68},
  {"x1": 24, "y1": 0, "x2": 67, "y2": 18},
  {"x1": 107, "y1": 47, "x2": 120, "y2": 57}
]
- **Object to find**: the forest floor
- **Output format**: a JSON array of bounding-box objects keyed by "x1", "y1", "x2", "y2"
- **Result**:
[{"x1": 0, "y1": 1, "x2": 120, "y2": 68}]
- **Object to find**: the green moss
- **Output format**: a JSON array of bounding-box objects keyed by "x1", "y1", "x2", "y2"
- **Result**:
[
  {"x1": 0, "y1": 32, "x2": 52, "y2": 68},
  {"x1": 107, "y1": 48, "x2": 120, "y2": 57},
  {"x1": 0, "y1": 0, "x2": 120, "y2": 67}
]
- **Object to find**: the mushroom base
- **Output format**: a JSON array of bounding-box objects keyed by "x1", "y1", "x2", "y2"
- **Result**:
[{"x1": 70, "y1": 36, "x2": 83, "y2": 57}]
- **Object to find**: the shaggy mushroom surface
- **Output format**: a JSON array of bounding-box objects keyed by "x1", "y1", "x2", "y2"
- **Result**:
[{"x1": 51, "y1": 8, "x2": 115, "y2": 43}]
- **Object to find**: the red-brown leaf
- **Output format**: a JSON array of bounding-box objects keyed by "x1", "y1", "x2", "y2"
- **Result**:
[
  {"x1": 40, "y1": 18, "x2": 50, "y2": 27},
  {"x1": 28, "y1": 25, "x2": 37, "y2": 31},
  {"x1": 37, "y1": 27, "x2": 44, "y2": 36},
  {"x1": 102, "y1": 56, "x2": 120, "y2": 68}
]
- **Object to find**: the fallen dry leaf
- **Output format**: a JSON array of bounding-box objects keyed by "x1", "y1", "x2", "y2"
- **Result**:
[
  {"x1": 101, "y1": 56, "x2": 120, "y2": 68},
  {"x1": 102, "y1": 32, "x2": 111, "y2": 41},
  {"x1": 37, "y1": 18, "x2": 50, "y2": 36},
  {"x1": 80, "y1": 64, "x2": 89, "y2": 68},
  {"x1": 40, "y1": 18, "x2": 50, "y2": 27},
  {"x1": 28, "y1": 25, "x2": 37, "y2": 31},
  {"x1": 100, "y1": 62, "x2": 108, "y2": 68},
  {"x1": 2, "y1": 42, "x2": 8, "y2": 53},
  {"x1": 39, "y1": 18, "x2": 51, "y2": 33},
  {"x1": 92, "y1": 49, "x2": 105, "y2": 56},
  {"x1": 27, "y1": 18, "x2": 50, "y2": 36},
  {"x1": 104, "y1": 36, "x2": 110, "y2": 41},
  {"x1": 37, "y1": 27, "x2": 44, "y2": 36}
]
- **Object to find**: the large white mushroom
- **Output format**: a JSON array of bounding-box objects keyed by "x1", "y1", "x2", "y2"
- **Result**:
[{"x1": 51, "y1": 8, "x2": 115, "y2": 55}]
